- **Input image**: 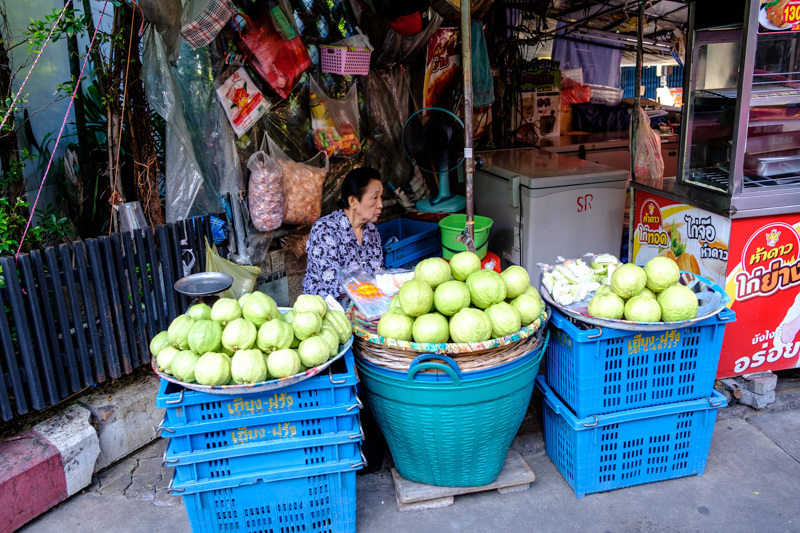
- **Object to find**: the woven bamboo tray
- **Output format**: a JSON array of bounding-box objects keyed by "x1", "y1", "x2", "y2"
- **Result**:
[{"x1": 347, "y1": 303, "x2": 550, "y2": 373}]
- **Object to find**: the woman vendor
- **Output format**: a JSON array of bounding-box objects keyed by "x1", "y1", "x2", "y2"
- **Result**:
[
  {"x1": 303, "y1": 167, "x2": 387, "y2": 474},
  {"x1": 303, "y1": 167, "x2": 384, "y2": 301}
]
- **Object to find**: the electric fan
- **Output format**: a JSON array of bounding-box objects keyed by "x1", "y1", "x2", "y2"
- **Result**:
[{"x1": 402, "y1": 107, "x2": 466, "y2": 213}]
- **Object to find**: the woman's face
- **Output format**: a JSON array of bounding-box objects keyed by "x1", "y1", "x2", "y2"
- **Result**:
[{"x1": 350, "y1": 179, "x2": 384, "y2": 224}]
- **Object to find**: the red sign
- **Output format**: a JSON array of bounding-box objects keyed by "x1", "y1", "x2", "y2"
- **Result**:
[{"x1": 719, "y1": 216, "x2": 800, "y2": 377}]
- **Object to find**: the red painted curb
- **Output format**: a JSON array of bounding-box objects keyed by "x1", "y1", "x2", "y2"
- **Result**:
[{"x1": 0, "y1": 429, "x2": 67, "y2": 533}]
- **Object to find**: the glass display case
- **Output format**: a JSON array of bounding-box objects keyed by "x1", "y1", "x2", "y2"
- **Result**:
[{"x1": 676, "y1": 0, "x2": 800, "y2": 217}]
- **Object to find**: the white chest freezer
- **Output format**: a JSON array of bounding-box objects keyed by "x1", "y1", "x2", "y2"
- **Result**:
[{"x1": 474, "y1": 148, "x2": 628, "y2": 270}]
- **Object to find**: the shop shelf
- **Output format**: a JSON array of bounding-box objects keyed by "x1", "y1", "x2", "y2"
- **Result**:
[
  {"x1": 538, "y1": 375, "x2": 726, "y2": 498},
  {"x1": 156, "y1": 349, "x2": 358, "y2": 427},
  {"x1": 376, "y1": 218, "x2": 441, "y2": 269},
  {"x1": 545, "y1": 307, "x2": 734, "y2": 418},
  {"x1": 167, "y1": 430, "x2": 363, "y2": 485},
  {"x1": 170, "y1": 464, "x2": 359, "y2": 533}
]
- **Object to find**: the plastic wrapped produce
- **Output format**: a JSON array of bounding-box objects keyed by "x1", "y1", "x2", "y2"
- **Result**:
[{"x1": 247, "y1": 150, "x2": 285, "y2": 231}]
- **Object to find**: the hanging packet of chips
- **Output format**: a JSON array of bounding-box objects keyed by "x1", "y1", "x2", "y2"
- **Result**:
[{"x1": 215, "y1": 67, "x2": 270, "y2": 138}]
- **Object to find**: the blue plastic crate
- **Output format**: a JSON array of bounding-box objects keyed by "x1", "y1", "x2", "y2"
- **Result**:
[
  {"x1": 537, "y1": 375, "x2": 726, "y2": 498},
  {"x1": 171, "y1": 464, "x2": 359, "y2": 533},
  {"x1": 156, "y1": 349, "x2": 358, "y2": 428},
  {"x1": 545, "y1": 308, "x2": 735, "y2": 418},
  {"x1": 168, "y1": 430, "x2": 362, "y2": 485},
  {"x1": 377, "y1": 218, "x2": 440, "y2": 269},
  {"x1": 163, "y1": 404, "x2": 362, "y2": 456}
]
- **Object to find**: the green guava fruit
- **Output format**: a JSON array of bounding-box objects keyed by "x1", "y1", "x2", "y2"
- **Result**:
[
  {"x1": 187, "y1": 319, "x2": 223, "y2": 354},
  {"x1": 323, "y1": 310, "x2": 352, "y2": 343},
  {"x1": 433, "y1": 280, "x2": 471, "y2": 316},
  {"x1": 485, "y1": 302, "x2": 522, "y2": 338},
  {"x1": 221, "y1": 318, "x2": 257, "y2": 351},
  {"x1": 610, "y1": 263, "x2": 647, "y2": 299},
  {"x1": 449, "y1": 308, "x2": 492, "y2": 343},
  {"x1": 449, "y1": 251, "x2": 481, "y2": 281},
  {"x1": 149, "y1": 331, "x2": 170, "y2": 358},
  {"x1": 657, "y1": 285, "x2": 698, "y2": 322},
  {"x1": 511, "y1": 293, "x2": 544, "y2": 325},
  {"x1": 317, "y1": 326, "x2": 340, "y2": 357},
  {"x1": 294, "y1": 294, "x2": 328, "y2": 319},
  {"x1": 292, "y1": 311, "x2": 322, "y2": 340},
  {"x1": 167, "y1": 314, "x2": 195, "y2": 350},
  {"x1": 298, "y1": 336, "x2": 330, "y2": 368},
  {"x1": 211, "y1": 298, "x2": 242, "y2": 326},
  {"x1": 257, "y1": 319, "x2": 294, "y2": 353},
  {"x1": 377, "y1": 312, "x2": 414, "y2": 341},
  {"x1": 466, "y1": 269, "x2": 507, "y2": 309},
  {"x1": 241, "y1": 292, "x2": 279, "y2": 326},
  {"x1": 500, "y1": 265, "x2": 530, "y2": 299},
  {"x1": 231, "y1": 349, "x2": 268, "y2": 384},
  {"x1": 186, "y1": 303, "x2": 212, "y2": 321},
  {"x1": 412, "y1": 313, "x2": 450, "y2": 343},
  {"x1": 399, "y1": 279, "x2": 434, "y2": 317},
  {"x1": 156, "y1": 346, "x2": 180, "y2": 375},
  {"x1": 624, "y1": 295, "x2": 662, "y2": 322},
  {"x1": 171, "y1": 350, "x2": 200, "y2": 383},
  {"x1": 587, "y1": 293, "x2": 625, "y2": 320},
  {"x1": 194, "y1": 352, "x2": 232, "y2": 386},
  {"x1": 644, "y1": 256, "x2": 681, "y2": 293},
  {"x1": 414, "y1": 257, "x2": 451, "y2": 288},
  {"x1": 267, "y1": 349, "x2": 301, "y2": 378}
]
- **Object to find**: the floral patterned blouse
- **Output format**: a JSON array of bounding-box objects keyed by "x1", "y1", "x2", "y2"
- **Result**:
[{"x1": 303, "y1": 209, "x2": 383, "y2": 299}]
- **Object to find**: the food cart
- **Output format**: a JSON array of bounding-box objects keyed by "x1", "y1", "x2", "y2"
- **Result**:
[{"x1": 631, "y1": 0, "x2": 800, "y2": 377}]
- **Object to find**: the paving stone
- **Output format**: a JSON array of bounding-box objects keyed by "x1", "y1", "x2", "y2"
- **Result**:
[{"x1": 739, "y1": 389, "x2": 776, "y2": 410}]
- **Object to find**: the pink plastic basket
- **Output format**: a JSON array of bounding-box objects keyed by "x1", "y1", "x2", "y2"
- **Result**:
[{"x1": 320, "y1": 45, "x2": 372, "y2": 75}]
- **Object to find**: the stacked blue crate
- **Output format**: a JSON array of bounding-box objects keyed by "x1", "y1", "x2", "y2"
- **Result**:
[
  {"x1": 539, "y1": 307, "x2": 734, "y2": 498},
  {"x1": 157, "y1": 348, "x2": 364, "y2": 533}
]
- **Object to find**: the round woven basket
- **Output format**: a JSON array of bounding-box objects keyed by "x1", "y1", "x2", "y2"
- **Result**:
[{"x1": 347, "y1": 303, "x2": 550, "y2": 373}]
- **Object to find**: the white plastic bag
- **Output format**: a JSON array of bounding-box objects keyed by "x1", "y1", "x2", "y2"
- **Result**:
[
  {"x1": 247, "y1": 149, "x2": 285, "y2": 232},
  {"x1": 215, "y1": 67, "x2": 270, "y2": 138},
  {"x1": 633, "y1": 107, "x2": 664, "y2": 186}
]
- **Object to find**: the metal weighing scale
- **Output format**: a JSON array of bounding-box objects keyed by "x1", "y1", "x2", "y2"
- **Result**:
[{"x1": 173, "y1": 272, "x2": 234, "y2": 310}]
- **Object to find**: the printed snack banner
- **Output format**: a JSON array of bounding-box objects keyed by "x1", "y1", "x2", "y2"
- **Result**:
[
  {"x1": 720, "y1": 215, "x2": 800, "y2": 377},
  {"x1": 631, "y1": 189, "x2": 731, "y2": 287}
]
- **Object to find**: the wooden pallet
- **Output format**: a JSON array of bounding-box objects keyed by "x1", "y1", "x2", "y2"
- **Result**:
[{"x1": 390, "y1": 449, "x2": 535, "y2": 512}]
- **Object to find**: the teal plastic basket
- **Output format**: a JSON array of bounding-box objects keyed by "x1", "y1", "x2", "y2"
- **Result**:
[{"x1": 355, "y1": 331, "x2": 548, "y2": 487}]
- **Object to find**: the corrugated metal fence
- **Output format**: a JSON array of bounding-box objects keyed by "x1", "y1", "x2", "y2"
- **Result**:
[{"x1": 0, "y1": 216, "x2": 211, "y2": 422}]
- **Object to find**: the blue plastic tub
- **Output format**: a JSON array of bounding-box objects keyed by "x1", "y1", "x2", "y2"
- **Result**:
[
  {"x1": 546, "y1": 307, "x2": 735, "y2": 418},
  {"x1": 156, "y1": 349, "x2": 358, "y2": 428},
  {"x1": 170, "y1": 464, "x2": 359, "y2": 533},
  {"x1": 168, "y1": 429, "x2": 362, "y2": 485},
  {"x1": 377, "y1": 218, "x2": 440, "y2": 269},
  {"x1": 538, "y1": 375, "x2": 726, "y2": 498}
]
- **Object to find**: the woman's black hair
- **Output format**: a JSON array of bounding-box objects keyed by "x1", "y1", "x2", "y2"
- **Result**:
[{"x1": 338, "y1": 167, "x2": 382, "y2": 209}]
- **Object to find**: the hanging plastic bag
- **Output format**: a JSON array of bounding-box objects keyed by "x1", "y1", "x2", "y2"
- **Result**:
[
  {"x1": 181, "y1": 0, "x2": 234, "y2": 49},
  {"x1": 633, "y1": 106, "x2": 664, "y2": 187},
  {"x1": 247, "y1": 148, "x2": 285, "y2": 232},
  {"x1": 215, "y1": 66, "x2": 271, "y2": 138},
  {"x1": 308, "y1": 77, "x2": 362, "y2": 158},
  {"x1": 266, "y1": 135, "x2": 329, "y2": 226},
  {"x1": 235, "y1": 12, "x2": 312, "y2": 100},
  {"x1": 204, "y1": 237, "x2": 260, "y2": 298},
  {"x1": 471, "y1": 21, "x2": 494, "y2": 108}
]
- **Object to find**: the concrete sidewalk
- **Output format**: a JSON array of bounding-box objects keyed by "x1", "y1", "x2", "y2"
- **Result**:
[{"x1": 17, "y1": 378, "x2": 800, "y2": 533}]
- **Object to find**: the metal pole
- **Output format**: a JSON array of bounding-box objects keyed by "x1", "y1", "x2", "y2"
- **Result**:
[
  {"x1": 631, "y1": 0, "x2": 644, "y2": 182},
  {"x1": 461, "y1": 0, "x2": 475, "y2": 251}
]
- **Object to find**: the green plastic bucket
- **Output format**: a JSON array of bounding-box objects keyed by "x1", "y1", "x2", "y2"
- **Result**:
[
  {"x1": 355, "y1": 331, "x2": 548, "y2": 487},
  {"x1": 439, "y1": 214, "x2": 493, "y2": 260}
]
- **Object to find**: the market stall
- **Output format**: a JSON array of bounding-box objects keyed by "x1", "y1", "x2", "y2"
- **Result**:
[{"x1": 630, "y1": 0, "x2": 800, "y2": 378}]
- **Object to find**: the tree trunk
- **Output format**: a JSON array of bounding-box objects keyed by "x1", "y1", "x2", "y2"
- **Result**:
[
  {"x1": 120, "y1": 3, "x2": 164, "y2": 226},
  {"x1": 65, "y1": 0, "x2": 90, "y2": 220}
]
